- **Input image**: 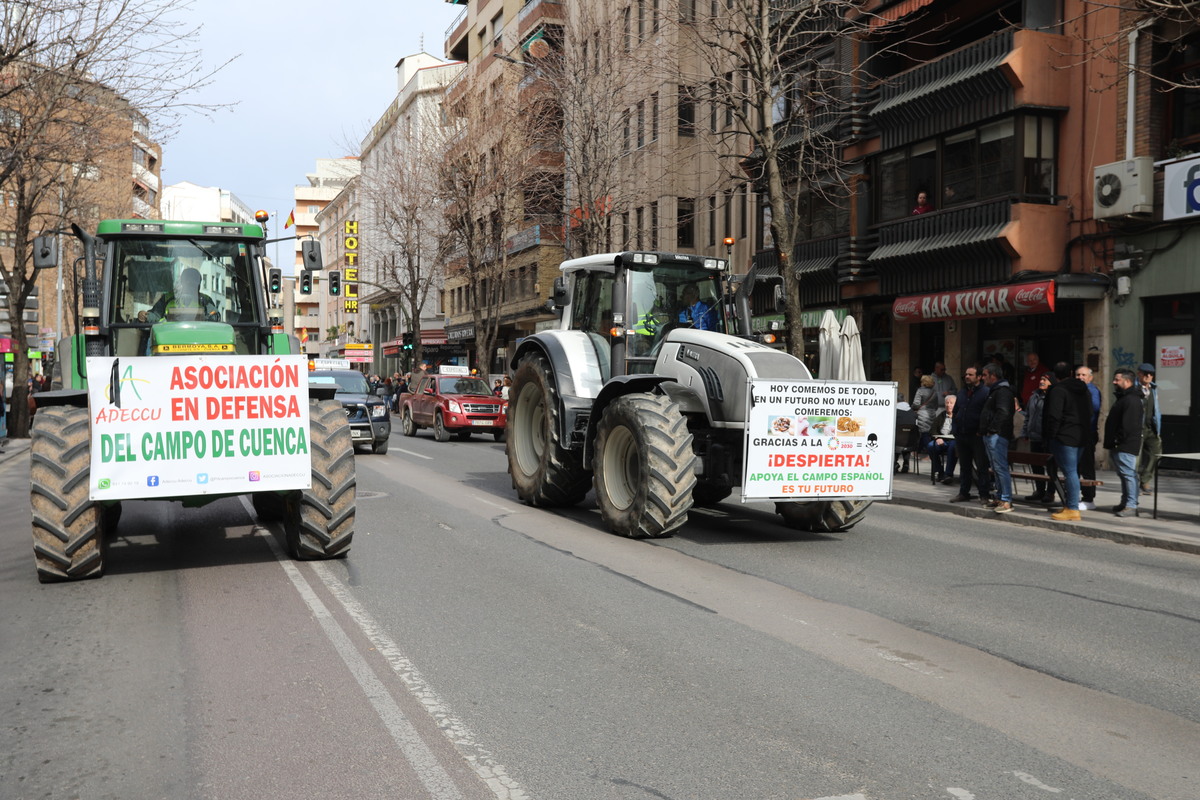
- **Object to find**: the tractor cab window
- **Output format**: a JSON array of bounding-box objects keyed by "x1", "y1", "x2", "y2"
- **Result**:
[
  {"x1": 626, "y1": 262, "x2": 727, "y2": 370},
  {"x1": 108, "y1": 236, "x2": 261, "y2": 355}
]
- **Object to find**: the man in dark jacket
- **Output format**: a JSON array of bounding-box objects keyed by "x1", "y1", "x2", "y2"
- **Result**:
[
  {"x1": 1043, "y1": 362, "x2": 1094, "y2": 520},
  {"x1": 979, "y1": 363, "x2": 1016, "y2": 512},
  {"x1": 949, "y1": 364, "x2": 991, "y2": 503},
  {"x1": 1104, "y1": 368, "x2": 1144, "y2": 517}
]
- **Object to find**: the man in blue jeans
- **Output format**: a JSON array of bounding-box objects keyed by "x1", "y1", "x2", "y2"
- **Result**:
[
  {"x1": 1104, "y1": 368, "x2": 1144, "y2": 517},
  {"x1": 979, "y1": 363, "x2": 1016, "y2": 513},
  {"x1": 1043, "y1": 362, "x2": 1093, "y2": 521}
]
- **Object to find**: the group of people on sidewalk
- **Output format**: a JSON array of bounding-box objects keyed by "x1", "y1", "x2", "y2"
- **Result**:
[{"x1": 913, "y1": 353, "x2": 1161, "y2": 520}]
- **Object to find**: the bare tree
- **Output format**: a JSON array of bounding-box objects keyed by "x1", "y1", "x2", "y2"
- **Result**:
[
  {"x1": 670, "y1": 1, "x2": 884, "y2": 357},
  {"x1": 0, "y1": 0, "x2": 231, "y2": 437},
  {"x1": 438, "y1": 65, "x2": 557, "y2": 375},
  {"x1": 360, "y1": 132, "x2": 448, "y2": 369}
]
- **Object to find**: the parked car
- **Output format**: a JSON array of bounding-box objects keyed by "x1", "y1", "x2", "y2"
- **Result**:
[
  {"x1": 400, "y1": 372, "x2": 506, "y2": 442},
  {"x1": 309, "y1": 369, "x2": 392, "y2": 454}
]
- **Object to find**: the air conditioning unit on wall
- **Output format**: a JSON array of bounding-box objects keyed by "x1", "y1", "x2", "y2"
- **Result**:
[{"x1": 1093, "y1": 157, "x2": 1154, "y2": 219}]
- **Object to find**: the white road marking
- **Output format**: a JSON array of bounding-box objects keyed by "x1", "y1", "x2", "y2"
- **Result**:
[
  {"x1": 1012, "y1": 771, "x2": 1064, "y2": 792},
  {"x1": 398, "y1": 447, "x2": 434, "y2": 460},
  {"x1": 809, "y1": 794, "x2": 867, "y2": 800},
  {"x1": 251, "y1": 522, "x2": 467, "y2": 799},
  {"x1": 311, "y1": 560, "x2": 531, "y2": 800},
  {"x1": 242, "y1": 497, "x2": 530, "y2": 798},
  {"x1": 946, "y1": 789, "x2": 976, "y2": 799}
]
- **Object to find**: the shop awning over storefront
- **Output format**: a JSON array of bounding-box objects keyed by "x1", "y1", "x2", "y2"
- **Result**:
[{"x1": 892, "y1": 280, "x2": 1055, "y2": 322}]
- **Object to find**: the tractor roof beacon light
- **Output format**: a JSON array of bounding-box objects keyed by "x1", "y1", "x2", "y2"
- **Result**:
[{"x1": 254, "y1": 210, "x2": 269, "y2": 225}]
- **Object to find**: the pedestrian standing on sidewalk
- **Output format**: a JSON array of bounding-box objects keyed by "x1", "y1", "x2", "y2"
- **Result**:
[
  {"x1": 931, "y1": 361, "x2": 957, "y2": 409},
  {"x1": 926, "y1": 394, "x2": 957, "y2": 483},
  {"x1": 949, "y1": 365, "x2": 991, "y2": 503},
  {"x1": 1104, "y1": 368, "x2": 1144, "y2": 517},
  {"x1": 1043, "y1": 362, "x2": 1092, "y2": 521},
  {"x1": 1075, "y1": 365, "x2": 1101, "y2": 510},
  {"x1": 1019, "y1": 352, "x2": 1051, "y2": 410},
  {"x1": 980, "y1": 363, "x2": 1016, "y2": 513},
  {"x1": 1018, "y1": 371, "x2": 1054, "y2": 504},
  {"x1": 1135, "y1": 363, "x2": 1162, "y2": 497},
  {"x1": 913, "y1": 374, "x2": 938, "y2": 453}
]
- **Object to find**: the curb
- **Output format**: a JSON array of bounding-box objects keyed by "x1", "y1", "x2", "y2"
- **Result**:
[{"x1": 885, "y1": 495, "x2": 1200, "y2": 557}]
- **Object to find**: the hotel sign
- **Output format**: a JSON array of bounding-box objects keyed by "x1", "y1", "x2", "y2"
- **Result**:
[{"x1": 343, "y1": 220, "x2": 359, "y2": 314}]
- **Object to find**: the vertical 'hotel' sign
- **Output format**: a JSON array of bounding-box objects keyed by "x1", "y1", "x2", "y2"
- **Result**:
[{"x1": 343, "y1": 220, "x2": 359, "y2": 313}]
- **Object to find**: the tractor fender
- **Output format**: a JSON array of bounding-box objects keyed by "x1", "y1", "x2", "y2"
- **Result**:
[
  {"x1": 510, "y1": 331, "x2": 609, "y2": 451},
  {"x1": 582, "y1": 374, "x2": 674, "y2": 465}
]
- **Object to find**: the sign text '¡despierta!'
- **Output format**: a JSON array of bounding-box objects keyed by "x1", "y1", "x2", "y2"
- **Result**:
[{"x1": 99, "y1": 427, "x2": 310, "y2": 463}]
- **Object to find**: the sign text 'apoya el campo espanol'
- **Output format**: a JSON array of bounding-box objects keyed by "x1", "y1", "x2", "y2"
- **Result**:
[{"x1": 87, "y1": 355, "x2": 311, "y2": 500}]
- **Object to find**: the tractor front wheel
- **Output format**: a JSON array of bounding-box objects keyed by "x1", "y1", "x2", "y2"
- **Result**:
[
  {"x1": 592, "y1": 393, "x2": 696, "y2": 538},
  {"x1": 31, "y1": 406, "x2": 108, "y2": 582},
  {"x1": 506, "y1": 353, "x2": 591, "y2": 507},
  {"x1": 776, "y1": 499, "x2": 872, "y2": 533},
  {"x1": 285, "y1": 399, "x2": 356, "y2": 560}
]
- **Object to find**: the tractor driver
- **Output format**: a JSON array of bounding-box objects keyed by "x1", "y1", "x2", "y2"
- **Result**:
[
  {"x1": 139, "y1": 266, "x2": 220, "y2": 323},
  {"x1": 678, "y1": 283, "x2": 718, "y2": 331}
]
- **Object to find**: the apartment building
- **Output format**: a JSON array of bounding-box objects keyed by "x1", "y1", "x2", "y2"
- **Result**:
[
  {"x1": 442, "y1": 0, "x2": 568, "y2": 374},
  {"x1": 359, "y1": 53, "x2": 465, "y2": 377},
  {"x1": 290, "y1": 158, "x2": 360, "y2": 357},
  {"x1": 161, "y1": 182, "x2": 255, "y2": 225}
]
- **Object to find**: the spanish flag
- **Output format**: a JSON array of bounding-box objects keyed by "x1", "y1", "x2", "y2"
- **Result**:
[
  {"x1": 284, "y1": 209, "x2": 295, "y2": 229},
  {"x1": 299, "y1": 327, "x2": 309, "y2": 344}
]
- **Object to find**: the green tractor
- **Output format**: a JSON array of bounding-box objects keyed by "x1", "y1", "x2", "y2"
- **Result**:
[{"x1": 29, "y1": 218, "x2": 356, "y2": 583}]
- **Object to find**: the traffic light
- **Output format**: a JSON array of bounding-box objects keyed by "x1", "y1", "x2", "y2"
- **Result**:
[
  {"x1": 328, "y1": 270, "x2": 342, "y2": 296},
  {"x1": 299, "y1": 269, "x2": 313, "y2": 295},
  {"x1": 268, "y1": 268, "x2": 282, "y2": 293},
  {"x1": 402, "y1": 332, "x2": 413, "y2": 351}
]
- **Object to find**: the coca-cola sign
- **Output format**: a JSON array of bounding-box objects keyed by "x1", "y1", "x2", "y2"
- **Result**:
[{"x1": 892, "y1": 280, "x2": 1056, "y2": 322}]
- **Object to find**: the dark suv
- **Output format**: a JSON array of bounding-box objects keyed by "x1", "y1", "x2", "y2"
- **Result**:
[{"x1": 309, "y1": 369, "x2": 391, "y2": 454}]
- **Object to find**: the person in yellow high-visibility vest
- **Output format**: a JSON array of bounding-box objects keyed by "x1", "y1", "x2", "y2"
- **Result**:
[{"x1": 139, "y1": 266, "x2": 220, "y2": 323}]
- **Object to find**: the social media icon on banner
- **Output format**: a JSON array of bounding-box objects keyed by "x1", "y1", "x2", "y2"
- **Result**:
[
  {"x1": 196, "y1": 473, "x2": 209, "y2": 484},
  {"x1": 248, "y1": 471, "x2": 261, "y2": 482},
  {"x1": 147, "y1": 475, "x2": 160, "y2": 487}
]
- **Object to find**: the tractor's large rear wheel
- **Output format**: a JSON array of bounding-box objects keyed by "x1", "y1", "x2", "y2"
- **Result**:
[
  {"x1": 506, "y1": 352, "x2": 591, "y2": 507},
  {"x1": 285, "y1": 398, "x2": 356, "y2": 560},
  {"x1": 593, "y1": 393, "x2": 696, "y2": 538},
  {"x1": 776, "y1": 499, "x2": 872, "y2": 533},
  {"x1": 31, "y1": 406, "x2": 109, "y2": 582}
]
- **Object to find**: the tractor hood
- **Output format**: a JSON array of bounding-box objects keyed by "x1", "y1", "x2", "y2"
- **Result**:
[{"x1": 150, "y1": 321, "x2": 236, "y2": 355}]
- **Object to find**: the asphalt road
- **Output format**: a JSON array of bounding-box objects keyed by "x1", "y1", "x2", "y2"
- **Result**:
[{"x1": 0, "y1": 424, "x2": 1196, "y2": 800}]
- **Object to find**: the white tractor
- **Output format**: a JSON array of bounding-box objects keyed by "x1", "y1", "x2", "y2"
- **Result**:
[{"x1": 505, "y1": 251, "x2": 873, "y2": 537}]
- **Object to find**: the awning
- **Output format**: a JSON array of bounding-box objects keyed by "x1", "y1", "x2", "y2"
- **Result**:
[
  {"x1": 871, "y1": 50, "x2": 1009, "y2": 118},
  {"x1": 794, "y1": 255, "x2": 838, "y2": 275},
  {"x1": 892, "y1": 280, "x2": 1055, "y2": 322},
  {"x1": 869, "y1": 221, "x2": 1009, "y2": 262},
  {"x1": 870, "y1": 0, "x2": 935, "y2": 28}
]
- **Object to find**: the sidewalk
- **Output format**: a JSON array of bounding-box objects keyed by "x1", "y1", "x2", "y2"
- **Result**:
[{"x1": 885, "y1": 456, "x2": 1200, "y2": 556}]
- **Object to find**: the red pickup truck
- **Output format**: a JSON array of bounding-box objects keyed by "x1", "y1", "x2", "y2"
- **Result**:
[{"x1": 399, "y1": 373, "x2": 506, "y2": 442}]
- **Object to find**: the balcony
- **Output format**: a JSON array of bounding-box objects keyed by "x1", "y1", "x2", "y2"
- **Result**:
[
  {"x1": 132, "y1": 162, "x2": 159, "y2": 191},
  {"x1": 517, "y1": 0, "x2": 564, "y2": 37},
  {"x1": 445, "y1": 4, "x2": 468, "y2": 62},
  {"x1": 868, "y1": 199, "x2": 1014, "y2": 295},
  {"x1": 870, "y1": 29, "x2": 1070, "y2": 149}
]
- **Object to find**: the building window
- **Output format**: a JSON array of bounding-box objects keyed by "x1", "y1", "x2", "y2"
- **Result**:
[
  {"x1": 677, "y1": 85, "x2": 696, "y2": 137},
  {"x1": 1163, "y1": 36, "x2": 1200, "y2": 152},
  {"x1": 622, "y1": 109, "x2": 631, "y2": 152},
  {"x1": 0, "y1": 230, "x2": 16, "y2": 248},
  {"x1": 623, "y1": 6, "x2": 631, "y2": 52},
  {"x1": 707, "y1": 195, "x2": 716, "y2": 246},
  {"x1": 875, "y1": 113, "x2": 1051, "y2": 221},
  {"x1": 636, "y1": 100, "x2": 645, "y2": 148},
  {"x1": 636, "y1": 206, "x2": 645, "y2": 249},
  {"x1": 677, "y1": 198, "x2": 695, "y2": 248},
  {"x1": 650, "y1": 201, "x2": 659, "y2": 249},
  {"x1": 650, "y1": 92, "x2": 659, "y2": 141}
]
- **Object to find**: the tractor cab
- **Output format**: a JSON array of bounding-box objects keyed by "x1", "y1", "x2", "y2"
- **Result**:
[
  {"x1": 559, "y1": 251, "x2": 729, "y2": 377},
  {"x1": 100, "y1": 220, "x2": 268, "y2": 356}
]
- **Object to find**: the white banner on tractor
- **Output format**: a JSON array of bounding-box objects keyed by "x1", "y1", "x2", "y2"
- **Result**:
[
  {"x1": 742, "y1": 379, "x2": 898, "y2": 501},
  {"x1": 87, "y1": 355, "x2": 312, "y2": 500}
]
